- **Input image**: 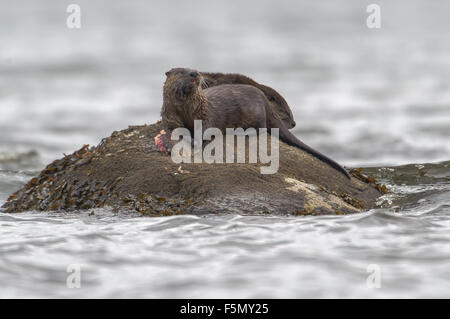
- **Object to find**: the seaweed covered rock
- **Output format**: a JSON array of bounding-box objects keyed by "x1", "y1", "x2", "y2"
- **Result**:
[{"x1": 2, "y1": 122, "x2": 385, "y2": 216}]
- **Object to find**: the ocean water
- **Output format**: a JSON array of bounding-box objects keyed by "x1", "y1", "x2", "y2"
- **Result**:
[{"x1": 0, "y1": 0, "x2": 449, "y2": 298}]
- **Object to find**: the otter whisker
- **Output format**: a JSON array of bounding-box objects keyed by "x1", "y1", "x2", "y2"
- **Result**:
[{"x1": 201, "y1": 78, "x2": 209, "y2": 89}]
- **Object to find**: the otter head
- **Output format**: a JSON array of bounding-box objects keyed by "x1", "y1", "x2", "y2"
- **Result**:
[
  {"x1": 164, "y1": 68, "x2": 204, "y2": 100},
  {"x1": 259, "y1": 84, "x2": 296, "y2": 129}
]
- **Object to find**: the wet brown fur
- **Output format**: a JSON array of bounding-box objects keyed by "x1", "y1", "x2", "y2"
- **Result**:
[
  {"x1": 201, "y1": 72, "x2": 296, "y2": 129},
  {"x1": 161, "y1": 67, "x2": 350, "y2": 179}
]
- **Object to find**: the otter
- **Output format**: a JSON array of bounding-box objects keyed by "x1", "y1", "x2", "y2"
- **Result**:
[
  {"x1": 160, "y1": 67, "x2": 351, "y2": 180},
  {"x1": 200, "y1": 71, "x2": 296, "y2": 129}
]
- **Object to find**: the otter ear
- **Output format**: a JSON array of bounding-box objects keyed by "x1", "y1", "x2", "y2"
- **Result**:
[{"x1": 165, "y1": 70, "x2": 173, "y2": 77}]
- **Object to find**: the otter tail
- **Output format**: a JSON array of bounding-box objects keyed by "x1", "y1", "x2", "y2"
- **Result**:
[{"x1": 269, "y1": 116, "x2": 351, "y2": 180}]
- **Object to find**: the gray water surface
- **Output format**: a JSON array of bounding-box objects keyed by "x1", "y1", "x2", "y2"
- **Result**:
[{"x1": 1, "y1": 0, "x2": 450, "y2": 298}]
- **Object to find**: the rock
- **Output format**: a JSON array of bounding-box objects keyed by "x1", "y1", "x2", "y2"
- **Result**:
[{"x1": 2, "y1": 122, "x2": 385, "y2": 216}]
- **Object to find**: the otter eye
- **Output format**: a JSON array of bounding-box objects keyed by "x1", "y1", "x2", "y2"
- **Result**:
[{"x1": 269, "y1": 96, "x2": 276, "y2": 102}]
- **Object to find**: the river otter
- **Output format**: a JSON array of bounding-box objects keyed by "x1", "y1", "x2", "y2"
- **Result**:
[
  {"x1": 160, "y1": 67, "x2": 351, "y2": 180},
  {"x1": 200, "y1": 72, "x2": 296, "y2": 129}
]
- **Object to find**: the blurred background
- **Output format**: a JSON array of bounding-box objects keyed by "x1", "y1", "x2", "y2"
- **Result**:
[
  {"x1": 1, "y1": 0, "x2": 450, "y2": 298},
  {"x1": 1, "y1": 0, "x2": 449, "y2": 169}
]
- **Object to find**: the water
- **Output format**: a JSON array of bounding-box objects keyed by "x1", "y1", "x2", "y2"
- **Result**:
[{"x1": 0, "y1": 0, "x2": 449, "y2": 298}]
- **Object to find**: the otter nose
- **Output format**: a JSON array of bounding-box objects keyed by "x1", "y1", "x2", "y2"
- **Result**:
[{"x1": 189, "y1": 71, "x2": 199, "y2": 78}]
